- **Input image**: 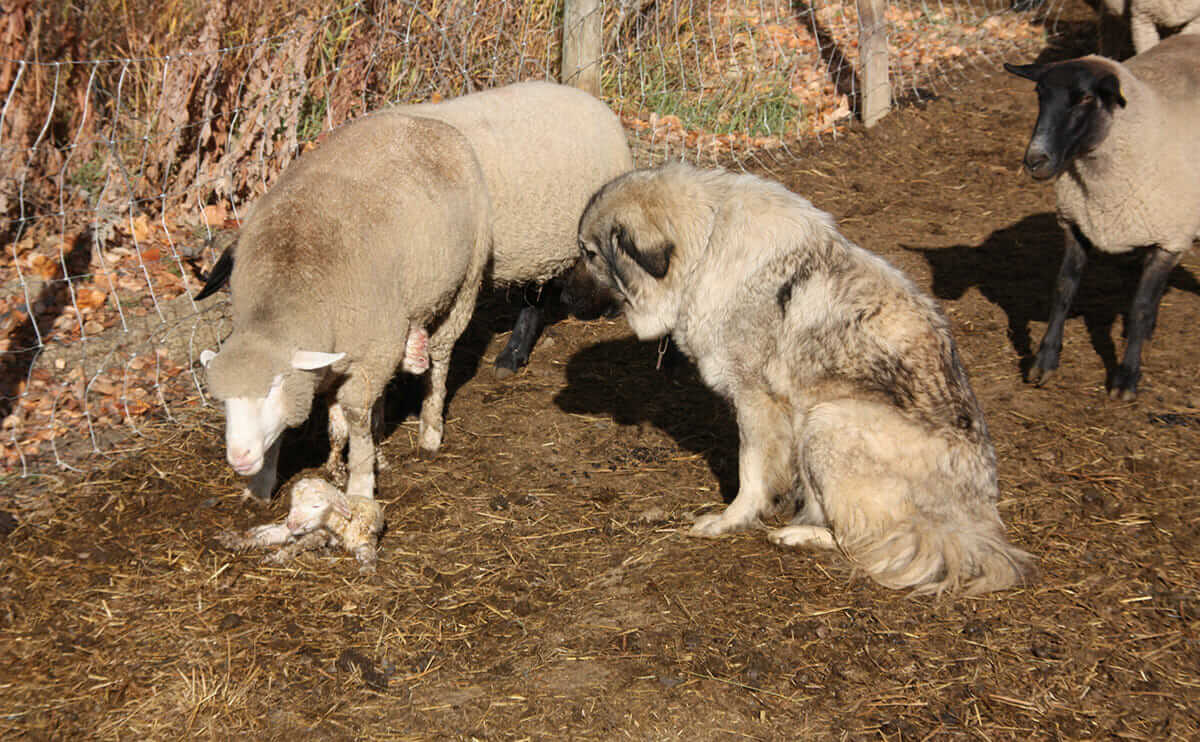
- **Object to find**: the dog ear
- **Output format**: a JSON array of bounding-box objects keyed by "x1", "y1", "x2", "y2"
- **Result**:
[
  {"x1": 1095, "y1": 72, "x2": 1126, "y2": 108},
  {"x1": 612, "y1": 223, "x2": 673, "y2": 279},
  {"x1": 1003, "y1": 62, "x2": 1043, "y2": 82}
]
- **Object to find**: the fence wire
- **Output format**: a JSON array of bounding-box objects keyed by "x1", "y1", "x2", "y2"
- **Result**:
[{"x1": 1, "y1": 0, "x2": 1066, "y2": 475}]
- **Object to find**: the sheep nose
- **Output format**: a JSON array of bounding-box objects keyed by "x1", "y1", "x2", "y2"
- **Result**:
[
  {"x1": 1024, "y1": 150, "x2": 1055, "y2": 180},
  {"x1": 227, "y1": 446, "x2": 261, "y2": 475}
]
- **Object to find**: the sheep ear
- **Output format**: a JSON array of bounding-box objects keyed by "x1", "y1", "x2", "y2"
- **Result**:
[
  {"x1": 291, "y1": 350, "x2": 345, "y2": 370},
  {"x1": 1003, "y1": 62, "x2": 1042, "y2": 82},
  {"x1": 1096, "y1": 73, "x2": 1126, "y2": 108},
  {"x1": 200, "y1": 349, "x2": 217, "y2": 368},
  {"x1": 612, "y1": 223, "x2": 673, "y2": 279},
  {"x1": 330, "y1": 492, "x2": 352, "y2": 519}
]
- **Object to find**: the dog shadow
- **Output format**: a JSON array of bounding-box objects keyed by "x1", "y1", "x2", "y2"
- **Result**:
[
  {"x1": 904, "y1": 213, "x2": 1200, "y2": 380},
  {"x1": 553, "y1": 337, "x2": 741, "y2": 503}
]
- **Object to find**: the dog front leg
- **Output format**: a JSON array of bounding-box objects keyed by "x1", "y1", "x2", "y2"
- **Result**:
[{"x1": 690, "y1": 392, "x2": 790, "y2": 537}]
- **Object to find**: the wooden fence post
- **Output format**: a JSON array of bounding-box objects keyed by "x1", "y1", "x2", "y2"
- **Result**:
[
  {"x1": 857, "y1": 0, "x2": 890, "y2": 127},
  {"x1": 562, "y1": 0, "x2": 602, "y2": 97}
]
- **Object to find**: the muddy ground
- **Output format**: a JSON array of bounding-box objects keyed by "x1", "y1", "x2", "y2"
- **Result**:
[{"x1": 2, "y1": 19, "x2": 1199, "y2": 742}]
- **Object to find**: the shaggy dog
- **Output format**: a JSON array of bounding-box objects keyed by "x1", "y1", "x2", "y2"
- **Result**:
[{"x1": 574, "y1": 163, "x2": 1032, "y2": 594}]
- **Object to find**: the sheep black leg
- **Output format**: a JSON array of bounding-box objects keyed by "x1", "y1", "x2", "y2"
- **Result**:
[
  {"x1": 494, "y1": 303, "x2": 545, "y2": 379},
  {"x1": 1109, "y1": 247, "x2": 1183, "y2": 401},
  {"x1": 1028, "y1": 224, "x2": 1090, "y2": 387}
]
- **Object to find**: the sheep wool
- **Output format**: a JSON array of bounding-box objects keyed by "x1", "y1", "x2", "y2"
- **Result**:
[
  {"x1": 204, "y1": 110, "x2": 492, "y2": 500},
  {"x1": 1053, "y1": 35, "x2": 1200, "y2": 254},
  {"x1": 398, "y1": 81, "x2": 635, "y2": 287}
]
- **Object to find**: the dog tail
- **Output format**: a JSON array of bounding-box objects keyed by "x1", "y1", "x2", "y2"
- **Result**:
[{"x1": 843, "y1": 514, "x2": 1034, "y2": 596}]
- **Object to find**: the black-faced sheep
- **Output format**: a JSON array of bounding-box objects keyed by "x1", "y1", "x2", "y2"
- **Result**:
[
  {"x1": 199, "y1": 110, "x2": 492, "y2": 501},
  {"x1": 1005, "y1": 34, "x2": 1200, "y2": 400}
]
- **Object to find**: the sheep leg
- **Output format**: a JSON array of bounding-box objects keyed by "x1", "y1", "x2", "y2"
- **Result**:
[
  {"x1": 215, "y1": 521, "x2": 290, "y2": 551},
  {"x1": 263, "y1": 530, "x2": 331, "y2": 566},
  {"x1": 352, "y1": 543, "x2": 378, "y2": 575},
  {"x1": 419, "y1": 286, "x2": 481, "y2": 454},
  {"x1": 343, "y1": 401, "x2": 377, "y2": 500},
  {"x1": 690, "y1": 390, "x2": 793, "y2": 537},
  {"x1": 371, "y1": 396, "x2": 389, "y2": 472},
  {"x1": 1028, "y1": 225, "x2": 1090, "y2": 387},
  {"x1": 494, "y1": 302, "x2": 545, "y2": 379},
  {"x1": 243, "y1": 437, "x2": 281, "y2": 502},
  {"x1": 1109, "y1": 247, "x2": 1183, "y2": 401},
  {"x1": 324, "y1": 401, "x2": 349, "y2": 487}
]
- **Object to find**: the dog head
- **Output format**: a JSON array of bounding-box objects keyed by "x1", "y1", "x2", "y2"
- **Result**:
[{"x1": 576, "y1": 165, "x2": 709, "y2": 340}]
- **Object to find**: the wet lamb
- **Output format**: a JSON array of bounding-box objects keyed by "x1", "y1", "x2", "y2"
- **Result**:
[
  {"x1": 1006, "y1": 34, "x2": 1200, "y2": 400},
  {"x1": 218, "y1": 478, "x2": 385, "y2": 574}
]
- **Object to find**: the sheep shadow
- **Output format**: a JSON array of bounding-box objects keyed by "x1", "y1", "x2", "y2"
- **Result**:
[
  {"x1": 553, "y1": 337, "x2": 740, "y2": 503},
  {"x1": 904, "y1": 213, "x2": 1200, "y2": 380}
]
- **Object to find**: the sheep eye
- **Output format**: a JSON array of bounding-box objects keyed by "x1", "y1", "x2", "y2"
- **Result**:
[{"x1": 1076, "y1": 93, "x2": 1094, "y2": 106}]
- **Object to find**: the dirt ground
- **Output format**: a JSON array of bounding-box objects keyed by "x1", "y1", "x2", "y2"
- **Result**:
[{"x1": 3, "y1": 20, "x2": 1199, "y2": 742}]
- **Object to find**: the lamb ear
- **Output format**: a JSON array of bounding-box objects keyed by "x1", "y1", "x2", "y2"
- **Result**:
[
  {"x1": 330, "y1": 491, "x2": 352, "y2": 519},
  {"x1": 1096, "y1": 73, "x2": 1126, "y2": 108},
  {"x1": 291, "y1": 350, "x2": 345, "y2": 370},
  {"x1": 200, "y1": 349, "x2": 217, "y2": 368},
  {"x1": 1003, "y1": 62, "x2": 1042, "y2": 82}
]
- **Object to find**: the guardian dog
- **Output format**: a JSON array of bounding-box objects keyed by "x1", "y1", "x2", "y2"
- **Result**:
[{"x1": 574, "y1": 163, "x2": 1032, "y2": 594}]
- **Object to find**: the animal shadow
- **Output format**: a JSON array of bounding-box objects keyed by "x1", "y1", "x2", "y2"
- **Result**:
[
  {"x1": 553, "y1": 337, "x2": 740, "y2": 503},
  {"x1": 904, "y1": 213, "x2": 1200, "y2": 380}
]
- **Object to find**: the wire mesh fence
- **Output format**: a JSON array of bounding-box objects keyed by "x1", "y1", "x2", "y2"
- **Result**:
[{"x1": 1, "y1": 0, "x2": 1067, "y2": 475}]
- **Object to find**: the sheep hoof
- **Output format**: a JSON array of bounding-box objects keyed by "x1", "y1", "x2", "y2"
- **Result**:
[
  {"x1": 1109, "y1": 366, "x2": 1140, "y2": 401},
  {"x1": 1025, "y1": 364, "x2": 1055, "y2": 387},
  {"x1": 215, "y1": 530, "x2": 249, "y2": 551},
  {"x1": 1108, "y1": 383, "x2": 1139, "y2": 402},
  {"x1": 492, "y1": 364, "x2": 517, "y2": 380}
]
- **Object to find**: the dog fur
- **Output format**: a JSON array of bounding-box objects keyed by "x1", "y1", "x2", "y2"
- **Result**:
[{"x1": 576, "y1": 163, "x2": 1032, "y2": 595}]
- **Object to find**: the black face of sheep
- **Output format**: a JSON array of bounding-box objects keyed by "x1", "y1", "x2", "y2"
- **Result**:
[{"x1": 1005, "y1": 60, "x2": 1126, "y2": 180}]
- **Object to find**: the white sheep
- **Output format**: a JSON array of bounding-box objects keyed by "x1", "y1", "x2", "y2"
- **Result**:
[
  {"x1": 1005, "y1": 34, "x2": 1200, "y2": 400},
  {"x1": 217, "y1": 477, "x2": 385, "y2": 574},
  {"x1": 397, "y1": 81, "x2": 634, "y2": 376},
  {"x1": 1098, "y1": 0, "x2": 1200, "y2": 56},
  {"x1": 197, "y1": 82, "x2": 632, "y2": 500},
  {"x1": 198, "y1": 110, "x2": 492, "y2": 501}
]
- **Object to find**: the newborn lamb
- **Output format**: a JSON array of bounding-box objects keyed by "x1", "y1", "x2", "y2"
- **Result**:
[{"x1": 218, "y1": 478, "x2": 385, "y2": 574}]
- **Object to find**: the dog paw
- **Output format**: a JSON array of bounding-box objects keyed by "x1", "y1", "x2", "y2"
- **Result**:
[
  {"x1": 688, "y1": 512, "x2": 752, "y2": 538},
  {"x1": 768, "y1": 524, "x2": 836, "y2": 550}
]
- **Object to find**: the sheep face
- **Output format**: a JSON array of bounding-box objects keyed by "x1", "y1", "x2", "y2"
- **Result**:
[
  {"x1": 1005, "y1": 59, "x2": 1126, "y2": 180},
  {"x1": 285, "y1": 482, "x2": 334, "y2": 534},
  {"x1": 201, "y1": 344, "x2": 345, "y2": 477}
]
